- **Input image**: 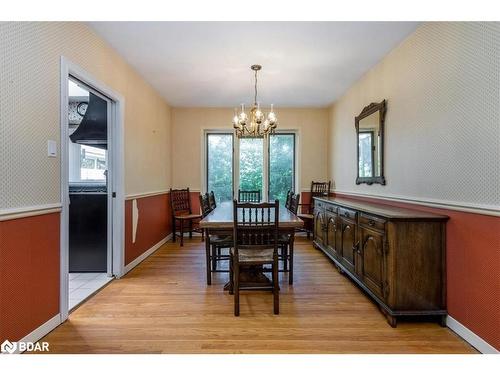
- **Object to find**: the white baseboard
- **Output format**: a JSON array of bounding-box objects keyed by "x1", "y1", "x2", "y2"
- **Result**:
[
  {"x1": 446, "y1": 315, "x2": 499, "y2": 354},
  {"x1": 2, "y1": 314, "x2": 62, "y2": 354},
  {"x1": 123, "y1": 234, "x2": 172, "y2": 274}
]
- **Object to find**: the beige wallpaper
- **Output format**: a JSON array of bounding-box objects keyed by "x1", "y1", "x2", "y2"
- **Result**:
[
  {"x1": 328, "y1": 22, "x2": 500, "y2": 209},
  {"x1": 171, "y1": 107, "x2": 329, "y2": 191},
  {"x1": 0, "y1": 22, "x2": 172, "y2": 209}
]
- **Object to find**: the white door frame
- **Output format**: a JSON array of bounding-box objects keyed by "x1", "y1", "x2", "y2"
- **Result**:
[{"x1": 59, "y1": 56, "x2": 125, "y2": 322}]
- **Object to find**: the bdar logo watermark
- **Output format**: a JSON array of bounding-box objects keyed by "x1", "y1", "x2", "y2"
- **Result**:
[
  {"x1": 1, "y1": 339, "x2": 49, "y2": 354},
  {"x1": 1, "y1": 340, "x2": 16, "y2": 354}
]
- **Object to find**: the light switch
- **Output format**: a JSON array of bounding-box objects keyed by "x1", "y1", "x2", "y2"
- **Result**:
[{"x1": 47, "y1": 140, "x2": 57, "y2": 157}]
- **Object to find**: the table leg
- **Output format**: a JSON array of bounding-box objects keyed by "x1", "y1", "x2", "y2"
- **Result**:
[
  {"x1": 205, "y1": 230, "x2": 211, "y2": 285},
  {"x1": 289, "y1": 237, "x2": 294, "y2": 285}
]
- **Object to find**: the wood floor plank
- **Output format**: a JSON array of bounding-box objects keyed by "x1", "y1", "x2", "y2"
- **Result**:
[{"x1": 39, "y1": 237, "x2": 476, "y2": 354}]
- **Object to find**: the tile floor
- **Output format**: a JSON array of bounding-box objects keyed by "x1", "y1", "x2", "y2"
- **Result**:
[{"x1": 69, "y1": 273, "x2": 114, "y2": 310}]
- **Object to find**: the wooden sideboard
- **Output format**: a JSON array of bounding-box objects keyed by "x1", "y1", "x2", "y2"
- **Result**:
[{"x1": 312, "y1": 197, "x2": 449, "y2": 327}]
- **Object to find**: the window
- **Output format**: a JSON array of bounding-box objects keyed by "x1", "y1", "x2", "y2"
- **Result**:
[
  {"x1": 205, "y1": 131, "x2": 297, "y2": 203},
  {"x1": 206, "y1": 133, "x2": 233, "y2": 203},
  {"x1": 69, "y1": 142, "x2": 107, "y2": 183},
  {"x1": 269, "y1": 133, "x2": 295, "y2": 202}
]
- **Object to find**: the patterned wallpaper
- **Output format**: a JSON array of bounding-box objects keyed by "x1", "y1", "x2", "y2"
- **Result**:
[
  {"x1": 328, "y1": 22, "x2": 500, "y2": 209},
  {"x1": 0, "y1": 22, "x2": 172, "y2": 210}
]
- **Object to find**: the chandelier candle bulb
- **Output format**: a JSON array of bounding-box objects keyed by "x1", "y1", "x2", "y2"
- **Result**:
[{"x1": 232, "y1": 108, "x2": 239, "y2": 128}]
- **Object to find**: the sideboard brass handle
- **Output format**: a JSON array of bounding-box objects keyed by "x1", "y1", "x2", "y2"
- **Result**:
[{"x1": 368, "y1": 220, "x2": 375, "y2": 226}]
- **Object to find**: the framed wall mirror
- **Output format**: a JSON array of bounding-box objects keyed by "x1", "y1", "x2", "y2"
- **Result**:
[{"x1": 355, "y1": 100, "x2": 386, "y2": 185}]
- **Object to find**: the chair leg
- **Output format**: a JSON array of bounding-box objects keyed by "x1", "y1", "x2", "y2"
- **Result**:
[
  {"x1": 283, "y1": 245, "x2": 288, "y2": 272},
  {"x1": 172, "y1": 218, "x2": 177, "y2": 242},
  {"x1": 229, "y1": 253, "x2": 234, "y2": 295},
  {"x1": 211, "y1": 244, "x2": 217, "y2": 271},
  {"x1": 234, "y1": 259, "x2": 240, "y2": 316},
  {"x1": 205, "y1": 235, "x2": 211, "y2": 285},
  {"x1": 180, "y1": 219, "x2": 184, "y2": 247},
  {"x1": 189, "y1": 219, "x2": 193, "y2": 239},
  {"x1": 289, "y1": 241, "x2": 294, "y2": 285},
  {"x1": 273, "y1": 256, "x2": 279, "y2": 315}
]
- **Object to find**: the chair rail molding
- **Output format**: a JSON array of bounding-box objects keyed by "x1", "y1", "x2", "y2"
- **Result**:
[
  {"x1": 0, "y1": 203, "x2": 62, "y2": 221},
  {"x1": 125, "y1": 190, "x2": 170, "y2": 200},
  {"x1": 333, "y1": 190, "x2": 500, "y2": 217}
]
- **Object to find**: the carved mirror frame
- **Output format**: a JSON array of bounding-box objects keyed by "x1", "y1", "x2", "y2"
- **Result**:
[{"x1": 355, "y1": 100, "x2": 386, "y2": 185}]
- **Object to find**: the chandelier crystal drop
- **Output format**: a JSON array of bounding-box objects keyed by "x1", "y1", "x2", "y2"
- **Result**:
[{"x1": 232, "y1": 65, "x2": 278, "y2": 137}]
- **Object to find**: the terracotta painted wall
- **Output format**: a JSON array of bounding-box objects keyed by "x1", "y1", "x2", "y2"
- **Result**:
[
  {"x1": 0, "y1": 213, "x2": 60, "y2": 342},
  {"x1": 125, "y1": 194, "x2": 171, "y2": 266},
  {"x1": 124, "y1": 191, "x2": 201, "y2": 266},
  {"x1": 334, "y1": 193, "x2": 500, "y2": 350}
]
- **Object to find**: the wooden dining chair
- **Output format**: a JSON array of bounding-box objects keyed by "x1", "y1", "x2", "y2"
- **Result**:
[
  {"x1": 199, "y1": 193, "x2": 211, "y2": 217},
  {"x1": 297, "y1": 181, "x2": 331, "y2": 239},
  {"x1": 279, "y1": 192, "x2": 300, "y2": 284},
  {"x1": 230, "y1": 200, "x2": 280, "y2": 316},
  {"x1": 199, "y1": 193, "x2": 212, "y2": 242},
  {"x1": 238, "y1": 189, "x2": 261, "y2": 203},
  {"x1": 208, "y1": 191, "x2": 217, "y2": 210},
  {"x1": 170, "y1": 188, "x2": 202, "y2": 246},
  {"x1": 200, "y1": 192, "x2": 232, "y2": 285},
  {"x1": 288, "y1": 192, "x2": 300, "y2": 215},
  {"x1": 285, "y1": 190, "x2": 293, "y2": 209}
]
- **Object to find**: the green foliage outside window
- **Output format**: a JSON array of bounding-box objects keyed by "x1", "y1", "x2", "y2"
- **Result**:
[
  {"x1": 207, "y1": 134, "x2": 233, "y2": 203},
  {"x1": 269, "y1": 134, "x2": 294, "y2": 202},
  {"x1": 239, "y1": 137, "x2": 263, "y2": 194}
]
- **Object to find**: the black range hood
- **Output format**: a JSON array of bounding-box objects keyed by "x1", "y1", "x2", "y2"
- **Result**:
[{"x1": 70, "y1": 92, "x2": 107, "y2": 150}]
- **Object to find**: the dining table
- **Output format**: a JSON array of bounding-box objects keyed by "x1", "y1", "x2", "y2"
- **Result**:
[{"x1": 199, "y1": 201, "x2": 304, "y2": 290}]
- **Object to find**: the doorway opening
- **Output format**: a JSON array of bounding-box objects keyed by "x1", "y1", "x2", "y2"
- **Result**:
[
  {"x1": 67, "y1": 77, "x2": 113, "y2": 310},
  {"x1": 60, "y1": 57, "x2": 125, "y2": 321}
]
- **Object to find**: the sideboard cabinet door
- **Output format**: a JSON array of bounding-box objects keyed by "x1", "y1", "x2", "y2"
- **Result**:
[
  {"x1": 358, "y1": 227, "x2": 386, "y2": 299},
  {"x1": 325, "y1": 211, "x2": 339, "y2": 260},
  {"x1": 339, "y1": 217, "x2": 357, "y2": 274},
  {"x1": 313, "y1": 208, "x2": 325, "y2": 245}
]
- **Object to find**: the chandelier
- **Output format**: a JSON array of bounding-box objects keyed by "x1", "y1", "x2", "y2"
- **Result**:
[{"x1": 232, "y1": 65, "x2": 278, "y2": 137}]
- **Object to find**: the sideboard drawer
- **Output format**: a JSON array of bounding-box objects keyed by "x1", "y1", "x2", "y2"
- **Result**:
[
  {"x1": 339, "y1": 207, "x2": 357, "y2": 220},
  {"x1": 359, "y1": 213, "x2": 386, "y2": 232},
  {"x1": 315, "y1": 200, "x2": 325, "y2": 210},
  {"x1": 325, "y1": 204, "x2": 338, "y2": 213}
]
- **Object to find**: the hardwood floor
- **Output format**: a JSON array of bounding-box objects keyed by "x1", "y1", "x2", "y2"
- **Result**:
[{"x1": 40, "y1": 237, "x2": 476, "y2": 353}]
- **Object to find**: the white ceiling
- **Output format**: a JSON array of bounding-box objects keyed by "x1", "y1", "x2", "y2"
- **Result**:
[{"x1": 88, "y1": 22, "x2": 419, "y2": 107}]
